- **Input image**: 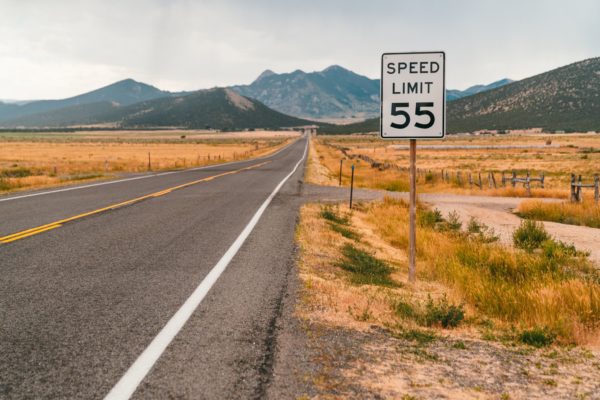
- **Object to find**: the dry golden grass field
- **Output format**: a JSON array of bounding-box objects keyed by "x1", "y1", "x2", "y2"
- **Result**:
[
  {"x1": 0, "y1": 130, "x2": 298, "y2": 193},
  {"x1": 313, "y1": 132, "x2": 600, "y2": 199}
]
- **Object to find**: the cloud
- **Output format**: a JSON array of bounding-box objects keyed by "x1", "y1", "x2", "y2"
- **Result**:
[{"x1": 0, "y1": 0, "x2": 598, "y2": 99}]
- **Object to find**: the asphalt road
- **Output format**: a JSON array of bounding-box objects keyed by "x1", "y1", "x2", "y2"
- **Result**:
[{"x1": 0, "y1": 135, "x2": 308, "y2": 399}]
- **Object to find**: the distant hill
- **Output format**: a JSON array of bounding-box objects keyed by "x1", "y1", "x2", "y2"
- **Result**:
[
  {"x1": 448, "y1": 57, "x2": 600, "y2": 133},
  {"x1": 231, "y1": 65, "x2": 380, "y2": 119},
  {"x1": 119, "y1": 88, "x2": 315, "y2": 129},
  {"x1": 320, "y1": 58, "x2": 600, "y2": 134},
  {"x1": 1, "y1": 88, "x2": 316, "y2": 130},
  {"x1": 0, "y1": 79, "x2": 171, "y2": 122},
  {"x1": 446, "y1": 79, "x2": 513, "y2": 101}
]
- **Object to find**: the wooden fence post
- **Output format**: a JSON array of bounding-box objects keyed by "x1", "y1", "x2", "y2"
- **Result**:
[
  {"x1": 595, "y1": 174, "x2": 599, "y2": 203},
  {"x1": 570, "y1": 174, "x2": 576, "y2": 202},
  {"x1": 512, "y1": 171, "x2": 516, "y2": 188},
  {"x1": 525, "y1": 171, "x2": 531, "y2": 197},
  {"x1": 577, "y1": 175, "x2": 582, "y2": 202},
  {"x1": 540, "y1": 172, "x2": 545, "y2": 189},
  {"x1": 468, "y1": 172, "x2": 473, "y2": 188},
  {"x1": 478, "y1": 172, "x2": 483, "y2": 190}
]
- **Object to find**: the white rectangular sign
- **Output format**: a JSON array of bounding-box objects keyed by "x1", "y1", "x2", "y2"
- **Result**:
[{"x1": 380, "y1": 52, "x2": 445, "y2": 139}]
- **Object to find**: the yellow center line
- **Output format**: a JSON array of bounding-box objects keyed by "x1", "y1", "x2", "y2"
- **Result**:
[{"x1": 0, "y1": 160, "x2": 270, "y2": 244}]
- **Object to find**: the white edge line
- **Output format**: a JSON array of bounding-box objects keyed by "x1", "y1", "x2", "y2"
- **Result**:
[
  {"x1": 103, "y1": 135, "x2": 308, "y2": 400},
  {"x1": 0, "y1": 136, "x2": 299, "y2": 203}
]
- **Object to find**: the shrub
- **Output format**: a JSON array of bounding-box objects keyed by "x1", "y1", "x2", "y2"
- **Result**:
[
  {"x1": 467, "y1": 217, "x2": 499, "y2": 243},
  {"x1": 513, "y1": 220, "x2": 550, "y2": 251},
  {"x1": 444, "y1": 211, "x2": 462, "y2": 232},
  {"x1": 519, "y1": 327, "x2": 555, "y2": 347},
  {"x1": 418, "y1": 208, "x2": 443, "y2": 228},
  {"x1": 423, "y1": 295, "x2": 465, "y2": 328},
  {"x1": 394, "y1": 300, "x2": 416, "y2": 319}
]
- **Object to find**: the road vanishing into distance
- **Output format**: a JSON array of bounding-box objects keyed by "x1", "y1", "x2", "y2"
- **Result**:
[{"x1": 0, "y1": 135, "x2": 308, "y2": 399}]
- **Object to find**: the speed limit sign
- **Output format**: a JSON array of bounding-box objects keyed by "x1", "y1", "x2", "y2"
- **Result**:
[{"x1": 380, "y1": 52, "x2": 445, "y2": 139}]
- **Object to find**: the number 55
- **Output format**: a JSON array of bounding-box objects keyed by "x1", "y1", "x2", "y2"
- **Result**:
[{"x1": 390, "y1": 102, "x2": 435, "y2": 129}]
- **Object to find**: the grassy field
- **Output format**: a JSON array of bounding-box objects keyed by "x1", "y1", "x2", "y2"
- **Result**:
[
  {"x1": 312, "y1": 132, "x2": 600, "y2": 198},
  {"x1": 0, "y1": 130, "x2": 297, "y2": 193},
  {"x1": 518, "y1": 199, "x2": 600, "y2": 229}
]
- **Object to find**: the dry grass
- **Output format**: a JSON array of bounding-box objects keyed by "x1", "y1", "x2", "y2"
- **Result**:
[
  {"x1": 518, "y1": 199, "x2": 600, "y2": 228},
  {"x1": 297, "y1": 197, "x2": 600, "y2": 345},
  {"x1": 367, "y1": 197, "x2": 600, "y2": 345},
  {"x1": 0, "y1": 134, "x2": 292, "y2": 193},
  {"x1": 297, "y1": 203, "x2": 454, "y2": 333},
  {"x1": 296, "y1": 199, "x2": 600, "y2": 398},
  {"x1": 310, "y1": 132, "x2": 600, "y2": 198}
]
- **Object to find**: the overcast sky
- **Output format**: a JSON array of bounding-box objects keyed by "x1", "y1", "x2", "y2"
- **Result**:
[{"x1": 1, "y1": 0, "x2": 599, "y2": 100}]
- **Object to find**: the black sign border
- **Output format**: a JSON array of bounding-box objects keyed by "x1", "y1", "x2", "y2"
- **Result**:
[{"x1": 380, "y1": 51, "x2": 446, "y2": 140}]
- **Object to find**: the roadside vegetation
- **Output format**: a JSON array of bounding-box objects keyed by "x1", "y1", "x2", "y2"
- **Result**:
[
  {"x1": 518, "y1": 199, "x2": 600, "y2": 229},
  {"x1": 301, "y1": 199, "x2": 600, "y2": 345},
  {"x1": 0, "y1": 133, "x2": 292, "y2": 193},
  {"x1": 296, "y1": 199, "x2": 600, "y2": 397},
  {"x1": 370, "y1": 197, "x2": 599, "y2": 344}
]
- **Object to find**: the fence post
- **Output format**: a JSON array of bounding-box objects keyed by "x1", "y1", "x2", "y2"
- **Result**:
[
  {"x1": 491, "y1": 172, "x2": 497, "y2": 188},
  {"x1": 512, "y1": 171, "x2": 516, "y2": 188},
  {"x1": 502, "y1": 172, "x2": 506, "y2": 187},
  {"x1": 570, "y1": 174, "x2": 576, "y2": 202},
  {"x1": 478, "y1": 172, "x2": 483, "y2": 190},
  {"x1": 525, "y1": 171, "x2": 531, "y2": 197},
  {"x1": 594, "y1": 174, "x2": 599, "y2": 203},
  {"x1": 468, "y1": 172, "x2": 473, "y2": 188},
  {"x1": 540, "y1": 172, "x2": 545, "y2": 189},
  {"x1": 339, "y1": 159, "x2": 344, "y2": 186},
  {"x1": 577, "y1": 175, "x2": 582, "y2": 202},
  {"x1": 349, "y1": 164, "x2": 355, "y2": 210},
  {"x1": 148, "y1": 152, "x2": 151, "y2": 171}
]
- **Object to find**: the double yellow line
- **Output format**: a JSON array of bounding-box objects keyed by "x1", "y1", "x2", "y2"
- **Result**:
[{"x1": 0, "y1": 161, "x2": 270, "y2": 245}]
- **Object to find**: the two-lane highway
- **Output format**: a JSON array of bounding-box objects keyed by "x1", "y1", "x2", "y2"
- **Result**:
[{"x1": 0, "y1": 135, "x2": 308, "y2": 399}]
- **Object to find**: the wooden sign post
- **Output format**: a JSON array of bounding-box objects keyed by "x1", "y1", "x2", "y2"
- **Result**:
[{"x1": 380, "y1": 52, "x2": 446, "y2": 283}]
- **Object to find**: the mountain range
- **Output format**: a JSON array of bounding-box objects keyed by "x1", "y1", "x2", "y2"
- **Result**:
[
  {"x1": 231, "y1": 65, "x2": 380, "y2": 119},
  {"x1": 0, "y1": 64, "x2": 514, "y2": 129},
  {"x1": 3, "y1": 58, "x2": 594, "y2": 132},
  {"x1": 320, "y1": 57, "x2": 600, "y2": 134}
]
